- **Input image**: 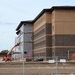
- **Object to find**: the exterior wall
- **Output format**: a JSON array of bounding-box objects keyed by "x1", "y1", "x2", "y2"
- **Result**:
[
  {"x1": 34, "y1": 13, "x2": 46, "y2": 32},
  {"x1": 54, "y1": 10, "x2": 75, "y2": 34},
  {"x1": 52, "y1": 9, "x2": 75, "y2": 59},
  {"x1": 15, "y1": 7, "x2": 75, "y2": 60},
  {"x1": 33, "y1": 12, "x2": 52, "y2": 58},
  {"x1": 46, "y1": 12, "x2": 52, "y2": 23},
  {"x1": 14, "y1": 25, "x2": 24, "y2": 60},
  {"x1": 15, "y1": 23, "x2": 33, "y2": 60},
  {"x1": 23, "y1": 23, "x2": 32, "y2": 57}
]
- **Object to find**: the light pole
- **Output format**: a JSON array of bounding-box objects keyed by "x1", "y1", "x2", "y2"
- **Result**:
[
  {"x1": 49, "y1": 56, "x2": 66, "y2": 75},
  {"x1": 23, "y1": 60, "x2": 24, "y2": 75},
  {"x1": 68, "y1": 50, "x2": 70, "y2": 60},
  {"x1": 48, "y1": 56, "x2": 58, "y2": 75},
  {"x1": 56, "y1": 57, "x2": 58, "y2": 75}
]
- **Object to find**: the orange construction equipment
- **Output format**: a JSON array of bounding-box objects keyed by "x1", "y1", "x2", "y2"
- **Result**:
[
  {"x1": 70, "y1": 52, "x2": 75, "y2": 60},
  {"x1": 4, "y1": 55, "x2": 11, "y2": 61},
  {"x1": 5, "y1": 43, "x2": 20, "y2": 61}
]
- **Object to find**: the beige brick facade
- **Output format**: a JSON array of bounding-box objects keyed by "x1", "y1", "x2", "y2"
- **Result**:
[
  {"x1": 33, "y1": 6, "x2": 75, "y2": 60},
  {"x1": 16, "y1": 6, "x2": 75, "y2": 60}
]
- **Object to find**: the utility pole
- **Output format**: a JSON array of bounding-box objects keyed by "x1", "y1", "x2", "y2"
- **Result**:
[
  {"x1": 68, "y1": 50, "x2": 70, "y2": 60},
  {"x1": 56, "y1": 57, "x2": 58, "y2": 75}
]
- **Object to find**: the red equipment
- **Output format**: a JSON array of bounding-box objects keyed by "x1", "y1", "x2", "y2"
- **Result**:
[{"x1": 5, "y1": 43, "x2": 20, "y2": 61}]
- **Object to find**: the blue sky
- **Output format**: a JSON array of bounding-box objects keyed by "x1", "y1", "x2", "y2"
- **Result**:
[{"x1": 0, "y1": 0, "x2": 75, "y2": 51}]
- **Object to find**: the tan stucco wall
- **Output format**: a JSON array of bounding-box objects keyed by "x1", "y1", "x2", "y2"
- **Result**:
[
  {"x1": 52, "y1": 10, "x2": 75, "y2": 34},
  {"x1": 33, "y1": 12, "x2": 52, "y2": 32},
  {"x1": 55, "y1": 22, "x2": 75, "y2": 34},
  {"x1": 55, "y1": 10, "x2": 75, "y2": 22},
  {"x1": 34, "y1": 48, "x2": 46, "y2": 54},
  {"x1": 52, "y1": 10, "x2": 55, "y2": 35},
  {"x1": 46, "y1": 12, "x2": 52, "y2": 23},
  {"x1": 33, "y1": 13, "x2": 46, "y2": 32}
]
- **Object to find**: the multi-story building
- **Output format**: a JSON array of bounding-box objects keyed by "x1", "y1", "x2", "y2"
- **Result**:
[
  {"x1": 15, "y1": 21, "x2": 33, "y2": 60},
  {"x1": 16, "y1": 6, "x2": 75, "y2": 60}
]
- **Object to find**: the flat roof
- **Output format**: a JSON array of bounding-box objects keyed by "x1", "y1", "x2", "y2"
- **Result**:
[
  {"x1": 33, "y1": 6, "x2": 75, "y2": 22},
  {"x1": 16, "y1": 20, "x2": 33, "y2": 30},
  {"x1": 16, "y1": 6, "x2": 75, "y2": 30}
]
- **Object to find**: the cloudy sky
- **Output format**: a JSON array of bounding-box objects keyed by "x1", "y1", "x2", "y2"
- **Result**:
[{"x1": 0, "y1": 0, "x2": 75, "y2": 51}]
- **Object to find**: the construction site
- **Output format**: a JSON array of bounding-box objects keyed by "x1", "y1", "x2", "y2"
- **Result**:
[{"x1": 0, "y1": 6, "x2": 75, "y2": 75}]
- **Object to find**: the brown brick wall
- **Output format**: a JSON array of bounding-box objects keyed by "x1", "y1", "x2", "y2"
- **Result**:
[
  {"x1": 46, "y1": 48, "x2": 52, "y2": 57},
  {"x1": 54, "y1": 48, "x2": 75, "y2": 59},
  {"x1": 55, "y1": 35, "x2": 75, "y2": 46},
  {"x1": 46, "y1": 23, "x2": 52, "y2": 34},
  {"x1": 46, "y1": 36, "x2": 52, "y2": 46},
  {"x1": 34, "y1": 23, "x2": 52, "y2": 57}
]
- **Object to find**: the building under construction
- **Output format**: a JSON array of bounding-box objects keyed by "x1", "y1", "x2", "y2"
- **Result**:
[
  {"x1": 15, "y1": 21, "x2": 32, "y2": 60},
  {"x1": 15, "y1": 6, "x2": 75, "y2": 60}
]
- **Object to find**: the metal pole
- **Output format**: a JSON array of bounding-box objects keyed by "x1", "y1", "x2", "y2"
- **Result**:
[
  {"x1": 56, "y1": 56, "x2": 58, "y2": 75},
  {"x1": 68, "y1": 50, "x2": 70, "y2": 60},
  {"x1": 23, "y1": 60, "x2": 24, "y2": 75},
  {"x1": 22, "y1": 48, "x2": 24, "y2": 75},
  {"x1": 22, "y1": 48, "x2": 25, "y2": 75}
]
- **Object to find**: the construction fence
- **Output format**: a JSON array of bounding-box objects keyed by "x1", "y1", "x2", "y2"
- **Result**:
[{"x1": 0, "y1": 56, "x2": 75, "y2": 75}]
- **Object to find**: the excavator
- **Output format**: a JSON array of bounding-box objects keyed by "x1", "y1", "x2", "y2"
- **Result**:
[{"x1": 4, "y1": 43, "x2": 20, "y2": 61}]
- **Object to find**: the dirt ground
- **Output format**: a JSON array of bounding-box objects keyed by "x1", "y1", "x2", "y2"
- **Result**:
[{"x1": 0, "y1": 61, "x2": 75, "y2": 75}]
